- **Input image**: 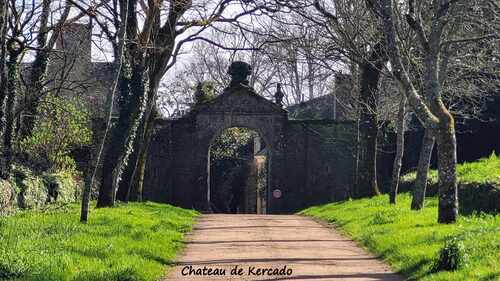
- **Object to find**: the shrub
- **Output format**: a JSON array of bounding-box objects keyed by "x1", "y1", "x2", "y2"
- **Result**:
[
  {"x1": 19, "y1": 94, "x2": 92, "y2": 172},
  {"x1": 432, "y1": 237, "x2": 469, "y2": 272}
]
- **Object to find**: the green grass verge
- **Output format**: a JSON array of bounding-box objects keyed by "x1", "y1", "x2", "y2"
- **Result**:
[
  {"x1": 401, "y1": 152, "x2": 500, "y2": 185},
  {"x1": 300, "y1": 194, "x2": 500, "y2": 281},
  {"x1": 0, "y1": 202, "x2": 198, "y2": 281}
]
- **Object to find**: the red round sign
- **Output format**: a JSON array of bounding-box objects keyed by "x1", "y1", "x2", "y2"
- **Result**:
[{"x1": 272, "y1": 189, "x2": 282, "y2": 199}]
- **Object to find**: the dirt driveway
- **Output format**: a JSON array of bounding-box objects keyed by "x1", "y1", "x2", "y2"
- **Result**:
[{"x1": 163, "y1": 214, "x2": 403, "y2": 281}]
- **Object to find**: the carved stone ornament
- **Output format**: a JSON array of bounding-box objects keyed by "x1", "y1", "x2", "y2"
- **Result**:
[{"x1": 227, "y1": 61, "x2": 252, "y2": 88}]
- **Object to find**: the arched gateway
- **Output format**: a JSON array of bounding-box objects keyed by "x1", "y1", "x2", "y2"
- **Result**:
[{"x1": 143, "y1": 62, "x2": 357, "y2": 214}]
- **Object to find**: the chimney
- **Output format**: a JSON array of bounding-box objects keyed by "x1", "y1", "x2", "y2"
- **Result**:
[{"x1": 56, "y1": 23, "x2": 92, "y2": 63}]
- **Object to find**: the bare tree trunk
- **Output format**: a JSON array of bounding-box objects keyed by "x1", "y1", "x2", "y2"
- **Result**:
[
  {"x1": 0, "y1": 1, "x2": 8, "y2": 134},
  {"x1": 79, "y1": 138, "x2": 94, "y2": 222},
  {"x1": 379, "y1": 0, "x2": 458, "y2": 223},
  {"x1": 306, "y1": 51, "x2": 314, "y2": 100},
  {"x1": 355, "y1": 42, "x2": 386, "y2": 198},
  {"x1": 411, "y1": 128, "x2": 435, "y2": 210},
  {"x1": 129, "y1": 107, "x2": 156, "y2": 201},
  {"x1": 426, "y1": 48, "x2": 458, "y2": 223},
  {"x1": 115, "y1": 132, "x2": 141, "y2": 202},
  {"x1": 97, "y1": 60, "x2": 147, "y2": 207},
  {"x1": 389, "y1": 95, "x2": 406, "y2": 204},
  {"x1": 20, "y1": 0, "x2": 51, "y2": 137},
  {"x1": 115, "y1": 62, "x2": 147, "y2": 202},
  {"x1": 1, "y1": 40, "x2": 23, "y2": 179},
  {"x1": 434, "y1": 109, "x2": 458, "y2": 223},
  {"x1": 84, "y1": 0, "x2": 131, "y2": 214}
]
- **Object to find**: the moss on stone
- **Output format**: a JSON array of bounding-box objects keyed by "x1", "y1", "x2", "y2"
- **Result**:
[
  {"x1": 12, "y1": 167, "x2": 47, "y2": 209},
  {"x1": 43, "y1": 171, "x2": 81, "y2": 203},
  {"x1": 1, "y1": 166, "x2": 81, "y2": 214},
  {"x1": 0, "y1": 180, "x2": 15, "y2": 216}
]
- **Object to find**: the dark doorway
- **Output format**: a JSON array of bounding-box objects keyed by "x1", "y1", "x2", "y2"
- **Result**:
[{"x1": 207, "y1": 127, "x2": 268, "y2": 214}]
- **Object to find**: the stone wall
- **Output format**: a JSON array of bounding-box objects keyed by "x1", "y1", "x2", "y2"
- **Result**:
[
  {"x1": 279, "y1": 120, "x2": 356, "y2": 212},
  {"x1": 22, "y1": 23, "x2": 114, "y2": 118},
  {"x1": 143, "y1": 64, "x2": 357, "y2": 214},
  {"x1": 144, "y1": 114, "x2": 357, "y2": 214}
]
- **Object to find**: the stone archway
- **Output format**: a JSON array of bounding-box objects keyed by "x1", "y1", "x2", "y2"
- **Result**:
[
  {"x1": 186, "y1": 82, "x2": 287, "y2": 212},
  {"x1": 143, "y1": 61, "x2": 358, "y2": 214}
]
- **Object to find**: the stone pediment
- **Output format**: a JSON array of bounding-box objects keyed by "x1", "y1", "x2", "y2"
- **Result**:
[{"x1": 194, "y1": 86, "x2": 287, "y2": 115}]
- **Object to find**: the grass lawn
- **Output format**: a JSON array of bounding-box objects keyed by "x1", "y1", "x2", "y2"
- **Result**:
[
  {"x1": 401, "y1": 153, "x2": 500, "y2": 185},
  {"x1": 0, "y1": 202, "x2": 198, "y2": 281},
  {"x1": 301, "y1": 194, "x2": 500, "y2": 281}
]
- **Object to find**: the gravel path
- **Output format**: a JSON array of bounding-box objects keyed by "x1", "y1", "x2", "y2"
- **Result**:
[{"x1": 163, "y1": 214, "x2": 403, "y2": 281}]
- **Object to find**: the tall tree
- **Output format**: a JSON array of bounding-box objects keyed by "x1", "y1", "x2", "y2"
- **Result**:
[
  {"x1": 1, "y1": 35, "x2": 24, "y2": 179},
  {"x1": 0, "y1": 0, "x2": 7, "y2": 117},
  {"x1": 21, "y1": 0, "x2": 73, "y2": 137},
  {"x1": 81, "y1": 0, "x2": 134, "y2": 216},
  {"x1": 355, "y1": 41, "x2": 386, "y2": 197},
  {"x1": 312, "y1": 0, "x2": 386, "y2": 197},
  {"x1": 375, "y1": 0, "x2": 498, "y2": 223},
  {"x1": 95, "y1": 0, "x2": 274, "y2": 207}
]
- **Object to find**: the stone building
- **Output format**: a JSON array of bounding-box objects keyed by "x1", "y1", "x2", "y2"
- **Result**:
[
  {"x1": 287, "y1": 73, "x2": 357, "y2": 121},
  {"x1": 22, "y1": 23, "x2": 114, "y2": 118}
]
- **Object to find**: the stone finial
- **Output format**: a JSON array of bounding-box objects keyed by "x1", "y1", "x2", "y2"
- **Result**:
[
  {"x1": 275, "y1": 83, "x2": 284, "y2": 107},
  {"x1": 227, "y1": 61, "x2": 252, "y2": 87}
]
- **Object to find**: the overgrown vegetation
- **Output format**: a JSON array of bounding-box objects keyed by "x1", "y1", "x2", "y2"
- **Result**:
[
  {"x1": 301, "y1": 194, "x2": 500, "y2": 281},
  {"x1": 0, "y1": 94, "x2": 90, "y2": 215},
  {"x1": 210, "y1": 127, "x2": 254, "y2": 161},
  {"x1": 19, "y1": 94, "x2": 92, "y2": 172},
  {"x1": 0, "y1": 166, "x2": 80, "y2": 215},
  {"x1": 0, "y1": 202, "x2": 198, "y2": 281}
]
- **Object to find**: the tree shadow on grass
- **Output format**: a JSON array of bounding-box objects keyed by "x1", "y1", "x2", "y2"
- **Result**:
[
  {"x1": 193, "y1": 225, "x2": 326, "y2": 230},
  {"x1": 359, "y1": 245, "x2": 434, "y2": 281},
  {"x1": 174, "y1": 256, "x2": 379, "y2": 266},
  {"x1": 71, "y1": 267, "x2": 139, "y2": 281},
  {"x1": 69, "y1": 246, "x2": 110, "y2": 260},
  {"x1": 258, "y1": 272, "x2": 402, "y2": 281},
  {"x1": 398, "y1": 258, "x2": 434, "y2": 280},
  {"x1": 127, "y1": 248, "x2": 174, "y2": 266},
  {"x1": 480, "y1": 272, "x2": 500, "y2": 281}
]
